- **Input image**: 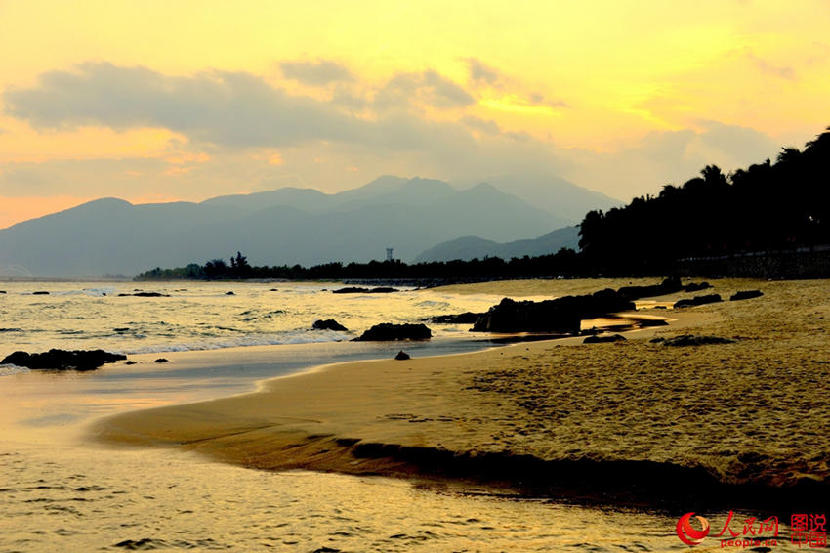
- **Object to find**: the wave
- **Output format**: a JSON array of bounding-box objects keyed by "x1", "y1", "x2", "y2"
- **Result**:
[
  {"x1": 118, "y1": 329, "x2": 351, "y2": 355},
  {"x1": 0, "y1": 364, "x2": 29, "y2": 376}
]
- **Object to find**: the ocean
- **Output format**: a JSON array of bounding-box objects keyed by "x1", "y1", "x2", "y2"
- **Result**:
[{"x1": 0, "y1": 281, "x2": 799, "y2": 552}]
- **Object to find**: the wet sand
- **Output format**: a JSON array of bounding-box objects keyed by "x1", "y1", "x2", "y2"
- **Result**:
[{"x1": 93, "y1": 278, "x2": 830, "y2": 511}]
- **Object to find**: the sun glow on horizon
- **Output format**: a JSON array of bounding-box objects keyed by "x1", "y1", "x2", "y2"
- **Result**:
[{"x1": 0, "y1": 0, "x2": 828, "y2": 227}]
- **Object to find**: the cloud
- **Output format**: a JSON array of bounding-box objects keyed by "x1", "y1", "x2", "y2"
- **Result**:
[
  {"x1": 5, "y1": 63, "x2": 480, "y2": 152},
  {"x1": 460, "y1": 115, "x2": 501, "y2": 134},
  {"x1": 466, "y1": 58, "x2": 502, "y2": 85},
  {"x1": 374, "y1": 70, "x2": 475, "y2": 109},
  {"x1": 558, "y1": 122, "x2": 781, "y2": 199},
  {"x1": 746, "y1": 52, "x2": 797, "y2": 80},
  {"x1": 279, "y1": 60, "x2": 354, "y2": 85},
  {"x1": 5, "y1": 64, "x2": 376, "y2": 148},
  {"x1": 1, "y1": 63, "x2": 787, "y2": 206}
]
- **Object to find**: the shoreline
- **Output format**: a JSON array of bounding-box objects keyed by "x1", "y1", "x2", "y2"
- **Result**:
[{"x1": 90, "y1": 278, "x2": 829, "y2": 513}]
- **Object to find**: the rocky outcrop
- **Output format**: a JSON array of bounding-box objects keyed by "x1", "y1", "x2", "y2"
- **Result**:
[
  {"x1": 674, "y1": 294, "x2": 722, "y2": 308},
  {"x1": 352, "y1": 323, "x2": 432, "y2": 341},
  {"x1": 1, "y1": 349, "x2": 127, "y2": 371},
  {"x1": 32, "y1": 291, "x2": 50, "y2": 295},
  {"x1": 472, "y1": 288, "x2": 636, "y2": 334},
  {"x1": 583, "y1": 334, "x2": 626, "y2": 344},
  {"x1": 312, "y1": 319, "x2": 349, "y2": 331},
  {"x1": 394, "y1": 351, "x2": 411, "y2": 361},
  {"x1": 117, "y1": 292, "x2": 170, "y2": 297},
  {"x1": 730, "y1": 290, "x2": 764, "y2": 301},
  {"x1": 616, "y1": 277, "x2": 683, "y2": 299},
  {"x1": 430, "y1": 312, "x2": 485, "y2": 324}
]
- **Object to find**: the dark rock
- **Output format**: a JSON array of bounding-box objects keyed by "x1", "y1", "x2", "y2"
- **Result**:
[
  {"x1": 0, "y1": 327, "x2": 22, "y2": 332},
  {"x1": 333, "y1": 286, "x2": 369, "y2": 294},
  {"x1": 583, "y1": 334, "x2": 626, "y2": 344},
  {"x1": 394, "y1": 350, "x2": 411, "y2": 361},
  {"x1": 225, "y1": 291, "x2": 235, "y2": 295},
  {"x1": 113, "y1": 327, "x2": 130, "y2": 332},
  {"x1": 473, "y1": 289, "x2": 635, "y2": 334},
  {"x1": 118, "y1": 292, "x2": 170, "y2": 297},
  {"x1": 32, "y1": 291, "x2": 50, "y2": 295},
  {"x1": 653, "y1": 305, "x2": 667, "y2": 309},
  {"x1": 635, "y1": 318, "x2": 669, "y2": 327},
  {"x1": 649, "y1": 337, "x2": 666, "y2": 343},
  {"x1": 124, "y1": 361, "x2": 137, "y2": 365},
  {"x1": 154, "y1": 358, "x2": 169, "y2": 363},
  {"x1": 684, "y1": 281, "x2": 712, "y2": 292},
  {"x1": 616, "y1": 277, "x2": 683, "y2": 299},
  {"x1": 674, "y1": 294, "x2": 722, "y2": 308},
  {"x1": 269, "y1": 288, "x2": 278, "y2": 291},
  {"x1": 353, "y1": 323, "x2": 432, "y2": 341},
  {"x1": 662, "y1": 334, "x2": 735, "y2": 347},
  {"x1": 312, "y1": 318, "x2": 349, "y2": 331},
  {"x1": 730, "y1": 290, "x2": 764, "y2": 301},
  {"x1": 332, "y1": 286, "x2": 399, "y2": 294},
  {"x1": 431, "y1": 312, "x2": 484, "y2": 324},
  {"x1": 1, "y1": 349, "x2": 127, "y2": 371},
  {"x1": 0, "y1": 290, "x2": 6, "y2": 294}
]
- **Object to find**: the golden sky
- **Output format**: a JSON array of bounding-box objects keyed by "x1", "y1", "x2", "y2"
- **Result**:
[{"x1": 1, "y1": 0, "x2": 828, "y2": 227}]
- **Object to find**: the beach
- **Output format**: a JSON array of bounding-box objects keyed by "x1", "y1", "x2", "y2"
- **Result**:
[
  {"x1": 3, "y1": 277, "x2": 827, "y2": 551},
  {"x1": 94, "y1": 278, "x2": 828, "y2": 505}
]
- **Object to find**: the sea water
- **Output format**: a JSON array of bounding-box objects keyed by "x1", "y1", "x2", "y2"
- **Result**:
[{"x1": 0, "y1": 281, "x2": 793, "y2": 552}]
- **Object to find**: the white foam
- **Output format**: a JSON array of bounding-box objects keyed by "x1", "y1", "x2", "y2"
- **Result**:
[
  {"x1": 119, "y1": 329, "x2": 351, "y2": 355},
  {"x1": 0, "y1": 364, "x2": 30, "y2": 376}
]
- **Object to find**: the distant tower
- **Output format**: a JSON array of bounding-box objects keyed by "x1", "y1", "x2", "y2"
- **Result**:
[{"x1": 386, "y1": 248, "x2": 394, "y2": 262}]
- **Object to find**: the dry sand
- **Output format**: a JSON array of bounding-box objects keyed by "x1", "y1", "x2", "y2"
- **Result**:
[{"x1": 93, "y1": 278, "x2": 829, "y2": 508}]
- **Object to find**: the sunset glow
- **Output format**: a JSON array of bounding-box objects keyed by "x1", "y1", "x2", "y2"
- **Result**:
[{"x1": 1, "y1": 1, "x2": 828, "y2": 227}]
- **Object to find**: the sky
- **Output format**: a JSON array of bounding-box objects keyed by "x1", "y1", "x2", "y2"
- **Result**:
[{"x1": 1, "y1": 0, "x2": 829, "y2": 228}]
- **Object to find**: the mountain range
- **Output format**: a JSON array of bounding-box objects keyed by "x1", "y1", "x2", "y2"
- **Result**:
[
  {"x1": 0, "y1": 176, "x2": 617, "y2": 277},
  {"x1": 414, "y1": 226, "x2": 580, "y2": 262}
]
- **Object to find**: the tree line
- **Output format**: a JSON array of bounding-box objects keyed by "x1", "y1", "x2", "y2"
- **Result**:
[{"x1": 137, "y1": 127, "x2": 830, "y2": 280}]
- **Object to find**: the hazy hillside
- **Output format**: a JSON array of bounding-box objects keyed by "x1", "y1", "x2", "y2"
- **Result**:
[
  {"x1": 0, "y1": 177, "x2": 591, "y2": 277},
  {"x1": 457, "y1": 173, "x2": 620, "y2": 221},
  {"x1": 415, "y1": 226, "x2": 580, "y2": 262}
]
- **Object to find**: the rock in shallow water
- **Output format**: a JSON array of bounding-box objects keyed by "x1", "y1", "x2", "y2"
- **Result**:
[
  {"x1": 430, "y1": 312, "x2": 484, "y2": 324},
  {"x1": 332, "y1": 286, "x2": 399, "y2": 294},
  {"x1": 394, "y1": 350, "x2": 411, "y2": 361},
  {"x1": 1, "y1": 349, "x2": 127, "y2": 371},
  {"x1": 352, "y1": 323, "x2": 432, "y2": 341},
  {"x1": 312, "y1": 318, "x2": 349, "y2": 331}
]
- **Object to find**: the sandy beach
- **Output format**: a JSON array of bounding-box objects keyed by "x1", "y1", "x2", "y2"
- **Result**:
[{"x1": 93, "y1": 278, "x2": 829, "y2": 512}]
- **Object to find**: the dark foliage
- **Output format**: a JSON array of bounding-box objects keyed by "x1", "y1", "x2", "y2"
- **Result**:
[
  {"x1": 136, "y1": 247, "x2": 588, "y2": 281},
  {"x1": 579, "y1": 128, "x2": 830, "y2": 273},
  {"x1": 137, "y1": 128, "x2": 830, "y2": 280}
]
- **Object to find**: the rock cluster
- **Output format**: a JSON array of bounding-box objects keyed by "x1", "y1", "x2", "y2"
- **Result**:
[
  {"x1": 312, "y1": 319, "x2": 349, "y2": 331},
  {"x1": 1, "y1": 349, "x2": 127, "y2": 371},
  {"x1": 352, "y1": 323, "x2": 432, "y2": 341}
]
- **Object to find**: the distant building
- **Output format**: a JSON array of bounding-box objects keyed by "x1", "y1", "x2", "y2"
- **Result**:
[{"x1": 386, "y1": 248, "x2": 394, "y2": 262}]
